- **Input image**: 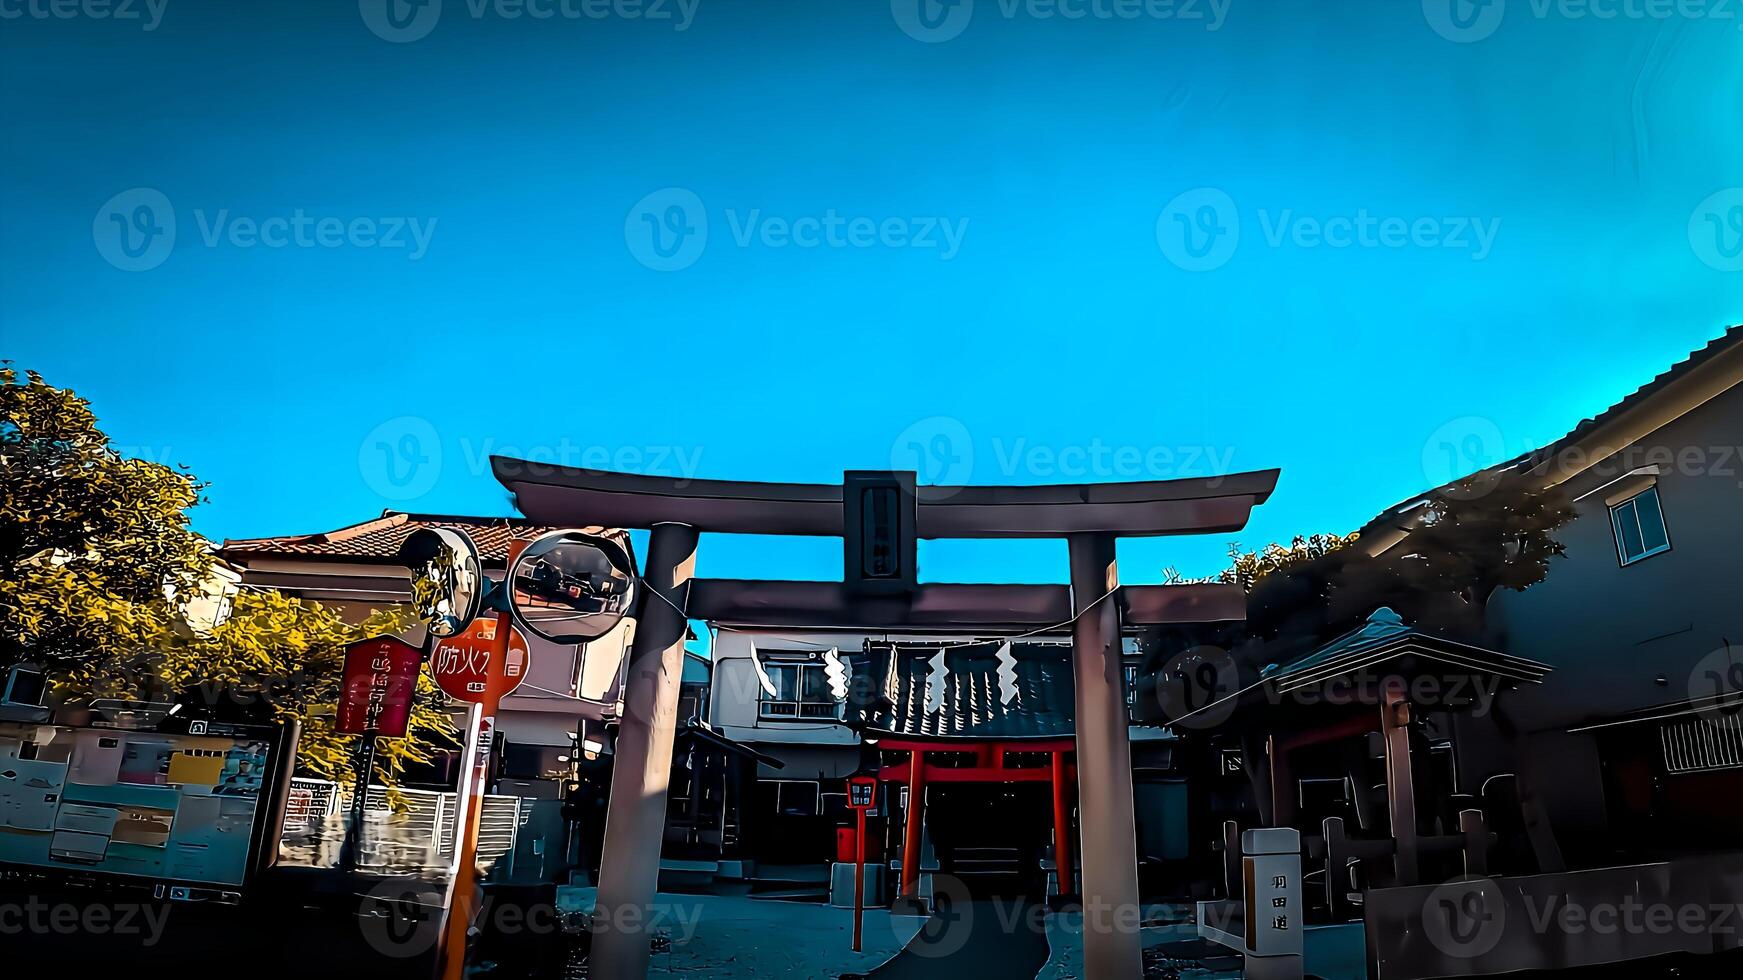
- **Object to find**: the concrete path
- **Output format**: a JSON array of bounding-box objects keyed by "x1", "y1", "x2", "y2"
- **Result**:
[
  {"x1": 557, "y1": 887, "x2": 923, "y2": 978},
  {"x1": 868, "y1": 900, "x2": 1051, "y2": 980}
]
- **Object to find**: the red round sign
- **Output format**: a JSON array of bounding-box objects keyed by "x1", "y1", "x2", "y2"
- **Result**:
[{"x1": 428, "y1": 616, "x2": 530, "y2": 704}]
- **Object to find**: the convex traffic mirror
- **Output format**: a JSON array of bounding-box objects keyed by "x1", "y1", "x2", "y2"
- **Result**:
[
  {"x1": 508, "y1": 530, "x2": 638, "y2": 644},
  {"x1": 397, "y1": 527, "x2": 484, "y2": 638}
]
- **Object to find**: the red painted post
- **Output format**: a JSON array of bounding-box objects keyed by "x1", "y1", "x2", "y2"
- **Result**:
[
  {"x1": 900, "y1": 750, "x2": 926, "y2": 903},
  {"x1": 1051, "y1": 748, "x2": 1073, "y2": 897},
  {"x1": 853, "y1": 806, "x2": 867, "y2": 952}
]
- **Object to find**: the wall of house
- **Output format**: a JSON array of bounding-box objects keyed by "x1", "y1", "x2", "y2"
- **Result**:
[
  {"x1": 1486, "y1": 381, "x2": 1743, "y2": 731},
  {"x1": 1478, "y1": 381, "x2": 1743, "y2": 859}
]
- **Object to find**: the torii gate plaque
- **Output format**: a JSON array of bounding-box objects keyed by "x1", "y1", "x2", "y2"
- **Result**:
[{"x1": 492, "y1": 459, "x2": 1279, "y2": 980}]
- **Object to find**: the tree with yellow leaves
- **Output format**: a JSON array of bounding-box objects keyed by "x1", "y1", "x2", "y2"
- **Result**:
[{"x1": 0, "y1": 366, "x2": 454, "y2": 785}]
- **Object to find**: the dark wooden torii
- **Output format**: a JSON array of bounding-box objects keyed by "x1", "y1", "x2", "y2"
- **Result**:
[{"x1": 493, "y1": 459, "x2": 1279, "y2": 980}]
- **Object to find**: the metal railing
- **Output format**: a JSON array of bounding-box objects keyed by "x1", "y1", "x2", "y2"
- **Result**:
[
  {"x1": 279, "y1": 778, "x2": 525, "y2": 874},
  {"x1": 1661, "y1": 714, "x2": 1743, "y2": 773}
]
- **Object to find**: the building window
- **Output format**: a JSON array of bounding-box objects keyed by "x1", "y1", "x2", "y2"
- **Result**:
[
  {"x1": 1610, "y1": 486, "x2": 1671, "y2": 566},
  {"x1": 759, "y1": 661, "x2": 840, "y2": 720},
  {"x1": 820, "y1": 790, "x2": 850, "y2": 820},
  {"x1": 767, "y1": 780, "x2": 820, "y2": 817},
  {"x1": 677, "y1": 683, "x2": 709, "y2": 726}
]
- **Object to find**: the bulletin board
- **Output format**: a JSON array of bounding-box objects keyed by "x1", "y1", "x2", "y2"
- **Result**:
[{"x1": 0, "y1": 718, "x2": 289, "y2": 893}]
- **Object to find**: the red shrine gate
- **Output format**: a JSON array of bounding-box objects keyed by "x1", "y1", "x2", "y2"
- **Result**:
[{"x1": 880, "y1": 737, "x2": 1078, "y2": 900}]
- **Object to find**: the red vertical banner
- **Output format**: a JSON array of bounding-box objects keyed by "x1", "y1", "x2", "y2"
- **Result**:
[{"x1": 337, "y1": 636, "x2": 423, "y2": 736}]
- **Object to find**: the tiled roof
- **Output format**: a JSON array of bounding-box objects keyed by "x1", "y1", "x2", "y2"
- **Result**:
[
  {"x1": 1513, "y1": 324, "x2": 1742, "y2": 472},
  {"x1": 850, "y1": 640, "x2": 1077, "y2": 739},
  {"x1": 1264, "y1": 607, "x2": 1413, "y2": 678},
  {"x1": 1264, "y1": 608, "x2": 1552, "y2": 696},
  {"x1": 1366, "y1": 324, "x2": 1743, "y2": 530},
  {"x1": 219, "y1": 511, "x2": 627, "y2": 565}
]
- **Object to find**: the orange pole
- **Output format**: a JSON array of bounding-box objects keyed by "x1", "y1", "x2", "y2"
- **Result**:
[
  {"x1": 438, "y1": 541, "x2": 524, "y2": 980},
  {"x1": 900, "y1": 749, "x2": 926, "y2": 903},
  {"x1": 1051, "y1": 749, "x2": 1073, "y2": 898}
]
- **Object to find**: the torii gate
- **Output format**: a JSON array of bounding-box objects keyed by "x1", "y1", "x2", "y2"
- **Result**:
[{"x1": 492, "y1": 460, "x2": 1279, "y2": 980}]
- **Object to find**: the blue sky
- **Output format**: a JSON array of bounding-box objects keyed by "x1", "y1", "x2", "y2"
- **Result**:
[{"x1": 3, "y1": 0, "x2": 1740, "y2": 585}]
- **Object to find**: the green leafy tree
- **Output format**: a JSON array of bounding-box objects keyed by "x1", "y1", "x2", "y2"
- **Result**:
[{"x1": 0, "y1": 367, "x2": 455, "y2": 784}]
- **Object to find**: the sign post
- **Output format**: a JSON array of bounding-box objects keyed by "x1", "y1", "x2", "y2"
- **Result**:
[
  {"x1": 434, "y1": 543, "x2": 528, "y2": 980},
  {"x1": 847, "y1": 774, "x2": 878, "y2": 953},
  {"x1": 399, "y1": 526, "x2": 636, "y2": 980},
  {"x1": 334, "y1": 636, "x2": 422, "y2": 871}
]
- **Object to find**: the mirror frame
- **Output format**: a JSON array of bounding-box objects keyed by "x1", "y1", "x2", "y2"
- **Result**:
[
  {"x1": 507, "y1": 529, "x2": 639, "y2": 644},
  {"x1": 397, "y1": 526, "x2": 485, "y2": 639}
]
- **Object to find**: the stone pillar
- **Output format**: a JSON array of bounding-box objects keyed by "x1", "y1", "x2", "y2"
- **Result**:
[
  {"x1": 590, "y1": 523, "x2": 699, "y2": 980},
  {"x1": 1068, "y1": 533, "x2": 1143, "y2": 980},
  {"x1": 1381, "y1": 682, "x2": 1419, "y2": 886}
]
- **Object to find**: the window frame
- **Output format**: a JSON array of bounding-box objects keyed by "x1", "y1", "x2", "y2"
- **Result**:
[
  {"x1": 767, "y1": 779, "x2": 822, "y2": 817},
  {"x1": 757, "y1": 660, "x2": 842, "y2": 722},
  {"x1": 1609, "y1": 485, "x2": 1673, "y2": 567}
]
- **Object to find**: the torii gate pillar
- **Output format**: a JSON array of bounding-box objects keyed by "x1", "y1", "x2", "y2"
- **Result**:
[
  {"x1": 1069, "y1": 533, "x2": 1144, "y2": 980},
  {"x1": 590, "y1": 522, "x2": 699, "y2": 980}
]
